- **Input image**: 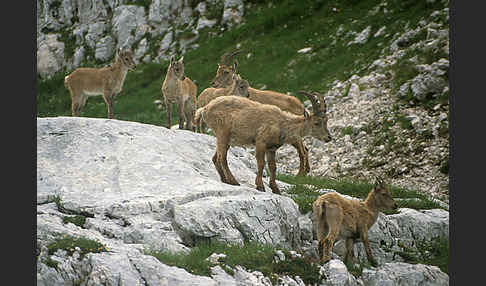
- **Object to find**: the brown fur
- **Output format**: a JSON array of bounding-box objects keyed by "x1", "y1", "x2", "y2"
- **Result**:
[
  {"x1": 210, "y1": 63, "x2": 314, "y2": 176},
  {"x1": 196, "y1": 73, "x2": 250, "y2": 133},
  {"x1": 161, "y1": 56, "x2": 198, "y2": 131},
  {"x1": 64, "y1": 48, "x2": 136, "y2": 119},
  {"x1": 312, "y1": 179, "x2": 398, "y2": 266},
  {"x1": 194, "y1": 95, "x2": 331, "y2": 194}
]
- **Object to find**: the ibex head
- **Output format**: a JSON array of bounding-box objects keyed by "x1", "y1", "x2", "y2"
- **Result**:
[
  {"x1": 169, "y1": 56, "x2": 186, "y2": 81},
  {"x1": 117, "y1": 48, "x2": 136, "y2": 71},
  {"x1": 211, "y1": 50, "x2": 243, "y2": 87},
  {"x1": 372, "y1": 176, "x2": 398, "y2": 211},
  {"x1": 298, "y1": 90, "x2": 332, "y2": 143},
  {"x1": 230, "y1": 73, "x2": 250, "y2": 98}
]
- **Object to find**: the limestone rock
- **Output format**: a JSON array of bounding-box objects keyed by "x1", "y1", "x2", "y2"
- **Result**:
[
  {"x1": 361, "y1": 262, "x2": 449, "y2": 285},
  {"x1": 95, "y1": 35, "x2": 116, "y2": 61},
  {"x1": 319, "y1": 259, "x2": 362, "y2": 286},
  {"x1": 222, "y1": 0, "x2": 245, "y2": 27},
  {"x1": 37, "y1": 34, "x2": 65, "y2": 79},
  {"x1": 112, "y1": 5, "x2": 147, "y2": 49}
]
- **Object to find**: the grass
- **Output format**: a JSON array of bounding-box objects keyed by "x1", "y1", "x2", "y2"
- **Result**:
[
  {"x1": 148, "y1": 240, "x2": 323, "y2": 285},
  {"x1": 37, "y1": 0, "x2": 446, "y2": 124},
  {"x1": 277, "y1": 174, "x2": 444, "y2": 215},
  {"x1": 47, "y1": 235, "x2": 108, "y2": 260},
  {"x1": 395, "y1": 237, "x2": 449, "y2": 274},
  {"x1": 62, "y1": 215, "x2": 87, "y2": 228}
]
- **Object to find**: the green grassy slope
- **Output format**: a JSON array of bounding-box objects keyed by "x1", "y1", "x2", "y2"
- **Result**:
[{"x1": 37, "y1": 0, "x2": 446, "y2": 126}]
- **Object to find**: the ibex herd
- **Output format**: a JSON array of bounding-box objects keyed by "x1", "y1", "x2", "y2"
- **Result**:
[{"x1": 63, "y1": 48, "x2": 397, "y2": 266}]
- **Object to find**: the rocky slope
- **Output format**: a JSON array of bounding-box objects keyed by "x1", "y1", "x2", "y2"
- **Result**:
[
  {"x1": 37, "y1": 117, "x2": 449, "y2": 285},
  {"x1": 275, "y1": 2, "x2": 450, "y2": 205},
  {"x1": 37, "y1": 0, "x2": 244, "y2": 79}
]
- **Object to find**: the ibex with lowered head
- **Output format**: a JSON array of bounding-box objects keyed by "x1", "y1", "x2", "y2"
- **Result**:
[
  {"x1": 64, "y1": 48, "x2": 136, "y2": 119},
  {"x1": 162, "y1": 56, "x2": 198, "y2": 131},
  {"x1": 210, "y1": 51, "x2": 315, "y2": 176},
  {"x1": 194, "y1": 92, "x2": 332, "y2": 194}
]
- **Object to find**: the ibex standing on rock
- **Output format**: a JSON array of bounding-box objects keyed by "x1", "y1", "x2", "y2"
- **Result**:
[
  {"x1": 312, "y1": 178, "x2": 398, "y2": 266},
  {"x1": 64, "y1": 48, "x2": 136, "y2": 119},
  {"x1": 210, "y1": 51, "x2": 314, "y2": 176},
  {"x1": 194, "y1": 93, "x2": 332, "y2": 194},
  {"x1": 162, "y1": 56, "x2": 197, "y2": 131}
]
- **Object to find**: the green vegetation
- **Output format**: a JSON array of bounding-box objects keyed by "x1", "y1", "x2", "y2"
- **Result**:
[
  {"x1": 47, "y1": 236, "x2": 108, "y2": 259},
  {"x1": 395, "y1": 237, "x2": 449, "y2": 274},
  {"x1": 277, "y1": 174, "x2": 444, "y2": 214},
  {"x1": 62, "y1": 215, "x2": 87, "y2": 228},
  {"x1": 148, "y1": 241, "x2": 323, "y2": 285},
  {"x1": 37, "y1": 0, "x2": 445, "y2": 126},
  {"x1": 341, "y1": 126, "x2": 354, "y2": 136}
]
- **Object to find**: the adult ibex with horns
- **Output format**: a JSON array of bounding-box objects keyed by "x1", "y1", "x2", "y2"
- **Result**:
[
  {"x1": 210, "y1": 50, "x2": 318, "y2": 176},
  {"x1": 194, "y1": 92, "x2": 332, "y2": 194}
]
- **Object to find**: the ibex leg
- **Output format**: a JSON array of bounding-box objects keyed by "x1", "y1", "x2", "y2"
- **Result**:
[
  {"x1": 293, "y1": 140, "x2": 309, "y2": 176},
  {"x1": 165, "y1": 101, "x2": 172, "y2": 129},
  {"x1": 216, "y1": 132, "x2": 239, "y2": 186},
  {"x1": 255, "y1": 141, "x2": 266, "y2": 192},
  {"x1": 265, "y1": 149, "x2": 280, "y2": 194}
]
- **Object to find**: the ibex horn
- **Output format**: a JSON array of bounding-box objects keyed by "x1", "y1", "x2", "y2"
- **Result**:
[
  {"x1": 374, "y1": 175, "x2": 385, "y2": 187},
  {"x1": 220, "y1": 50, "x2": 244, "y2": 66},
  {"x1": 298, "y1": 90, "x2": 321, "y2": 115}
]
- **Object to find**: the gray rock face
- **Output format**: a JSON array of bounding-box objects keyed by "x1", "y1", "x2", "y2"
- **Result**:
[
  {"x1": 361, "y1": 262, "x2": 449, "y2": 286},
  {"x1": 112, "y1": 5, "x2": 148, "y2": 49},
  {"x1": 37, "y1": 34, "x2": 65, "y2": 79},
  {"x1": 37, "y1": 117, "x2": 449, "y2": 284},
  {"x1": 95, "y1": 35, "x2": 116, "y2": 61},
  {"x1": 222, "y1": 0, "x2": 245, "y2": 27},
  {"x1": 319, "y1": 259, "x2": 363, "y2": 286},
  {"x1": 37, "y1": 0, "x2": 246, "y2": 78},
  {"x1": 37, "y1": 117, "x2": 299, "y2": 250}
]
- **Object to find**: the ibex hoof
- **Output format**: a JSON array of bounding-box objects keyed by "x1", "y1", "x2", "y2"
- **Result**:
[
  {"x1": 256, "y1": 185, "x2": 265, "y2": 192},
  {"x1": 270, "y1": 184, "x2": 280, "y2": 194}
]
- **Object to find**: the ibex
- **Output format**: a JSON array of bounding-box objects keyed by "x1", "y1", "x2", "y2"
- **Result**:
[
  {"x1": 312, "y1": 178, "x2": 398, "y2": 267},
  {"x1": 64, "y1": 48, "x2": 136, "y2": 119},
  {"x1": 161, "y1": 56, "x2": 197, "y2": 131},
  {"x1": 210, "y1": 51, "x2": 313, "y2": 176},
  {"x1": 196, "y1": 67, "x2": 250, "y2": 133},
  {"x1": 194, "y1": 94, "x2": 332, "y2": 194}
]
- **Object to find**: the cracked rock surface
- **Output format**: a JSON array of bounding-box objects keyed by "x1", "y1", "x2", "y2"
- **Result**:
[{"x1": 37, "y1": 117, "x2": 448, "y2": 285}]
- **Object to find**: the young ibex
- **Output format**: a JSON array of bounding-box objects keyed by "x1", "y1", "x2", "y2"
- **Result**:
[
  {"x1": 161, "y1": 56, "x2": 198, "y2": 131},
  {"x1": 194, "y1": 94, "x2": 332, "y2": 194},
  {"x1": 64, "y1": 48, "x2": 136, "y2": 118},
  {"x1": 196, "y1": 69, "x2": 250, "y2": 133},
  {"x1": 210, "y1": 52, "x2": 313, "y2": 176},
  {"x1": 312, "y1": 178, "x2": 398, "y2": 266}
]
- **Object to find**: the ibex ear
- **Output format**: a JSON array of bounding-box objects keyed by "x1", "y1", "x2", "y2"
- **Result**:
[
  {"x1": 179, "y1": 56, "x2": 184, "y2": 63},
  {"x1": 233, "y1": 61, "x2": 238, "y2": 72},
  {"x1": 170, "y1": 56, "x2": 175, "y2": 65}
]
